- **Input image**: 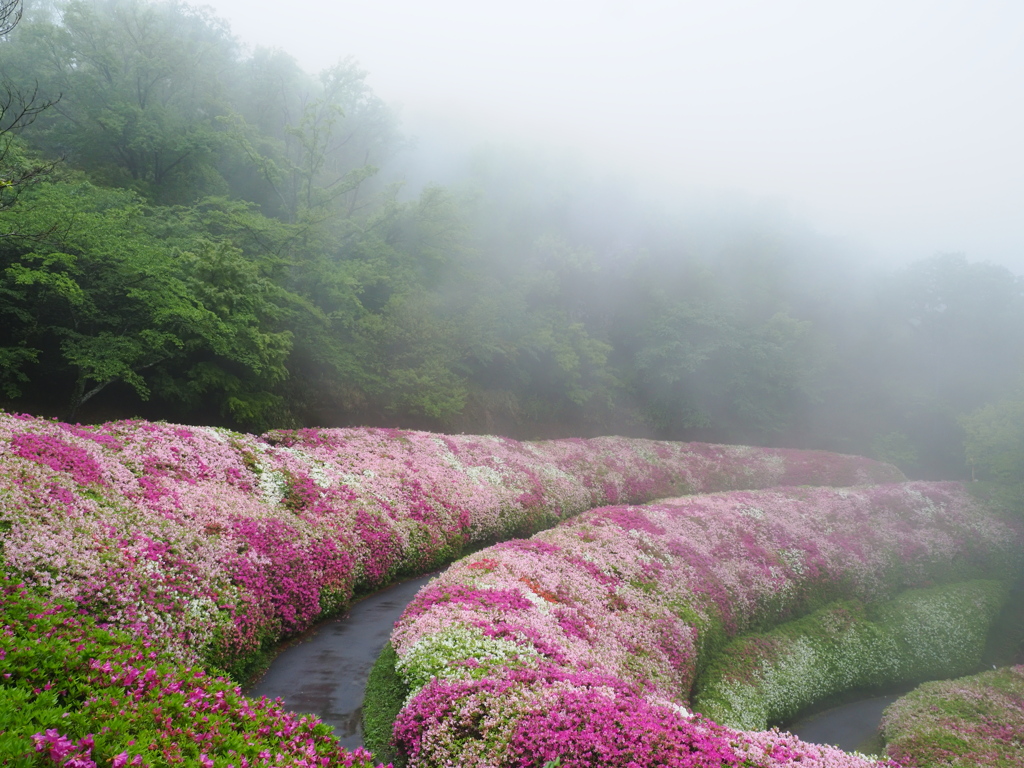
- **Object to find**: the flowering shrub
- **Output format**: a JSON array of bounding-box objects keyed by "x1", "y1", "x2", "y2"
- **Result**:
[
  {"x1": 0, "y1": 574, "x2": 381, "y2": 767},
  {"x1": 0, "y1": 411, "x2": 916, "y2": 765},
  {"x1": 880, "y1": 665, "x2": 1024, "y2": 767},
  {"x1": 384, "y1": 483, "x2": 1021, "y2": 767},
  {"x1": 693, "y1": 580, "x2": 1008, "y2": 730},
  {"x1": 0, "y1": 411, "x2": 903, "y2": 677},
  {"x1": 390, "y1": 663, "x2": 901, "y2": 768}
]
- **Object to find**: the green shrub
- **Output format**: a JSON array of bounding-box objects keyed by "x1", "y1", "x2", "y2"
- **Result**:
[
  {"x1": 693, "y1": 580, "x2": 1008, "y2": 731},
  {"x1": 882, "y1": 665, "x2": 1024, "y2": 767},
  {"x1": 962, "y1": 394, "x2": 1024, "y2": 519},
  {"x1": 0, "y1": 574, "x2": 368, "y2": 766}
]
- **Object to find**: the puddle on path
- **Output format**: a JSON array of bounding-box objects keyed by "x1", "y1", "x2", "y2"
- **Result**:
[{"x1": 244, "y1": 572, "x2": 437, "y2": 749}]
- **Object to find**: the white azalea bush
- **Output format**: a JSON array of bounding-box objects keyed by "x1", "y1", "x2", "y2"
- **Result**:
[
  {"x1": 395, "y1": 624, "x2": 541, "y2": 694},
  {"x1": 693, "y1": 580, "x2": 1008, "y2": 730}
]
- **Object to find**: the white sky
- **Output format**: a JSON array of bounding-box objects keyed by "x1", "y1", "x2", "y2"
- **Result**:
[{"x1": 200, "y1": 0, "x2": 1024, "y2": 272}]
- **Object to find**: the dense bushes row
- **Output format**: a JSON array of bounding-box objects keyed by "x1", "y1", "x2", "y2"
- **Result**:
[
  {"x1": 0, "y1": 411, "x2": 905, "y2": 764},
  {"x1": 0, "y1": 412, "x2": 901, "y2": 677},
  {"x1": 693, "y1": 580, "x2": 1007, "y2": 730},
  {"x1": 4, "y1": 409, "x2": 1019, "y2": 766},
  {"x1": 374, "y1": 483, "x2": 1021, "y2": 766}
]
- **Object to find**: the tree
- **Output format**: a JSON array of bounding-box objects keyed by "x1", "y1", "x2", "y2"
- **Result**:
[
  {"x1": 0, "y1": 176, "x2": 292, "y2": 426},
  {"x1": 1, "y1": 0, "x2": 239, "y2": 204},
  {"x1": 962, "y1": 391, "x2": 1024, "y2": 515},
  {"x1": 962, "y1": 395, "x2": 1024, "y2": 485},
  {"x1": 628, "y1": 297, "x2": 826, "y2": 442},
  {"x1": 848, "y1": 253, "x2": 1024, "y2": 476},
  {"x1": 0, "y1": 0, "x2": 21, "y2": 35},
  {"x1": 223, "y1": 56, "x2": 399, "y2": 223},
  {"x1": 0, "y1": 87, "x2": 60, "y2": 220}
]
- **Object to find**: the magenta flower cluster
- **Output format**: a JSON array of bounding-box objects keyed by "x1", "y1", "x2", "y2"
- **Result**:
[
  {"x1": 393, "y1": 665, "x2": 749, "y2": 767},
  {"x1": 388, "y1": 482, "x2": 1020, "y2": 767},
  {"x1": 1, "y1": 575, "x2": 383, "y2": 766},
  {"x1": 32, "y1": 729, "x2": 99, "y2": 767}
]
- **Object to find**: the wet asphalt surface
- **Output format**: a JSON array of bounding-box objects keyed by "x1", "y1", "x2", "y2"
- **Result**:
[
  {"x1": 787, "y1": 693, "x2": 899, "y2": 754},
  {"x1": 243, "y1": 572, "x2": 437, "y2": 750}
]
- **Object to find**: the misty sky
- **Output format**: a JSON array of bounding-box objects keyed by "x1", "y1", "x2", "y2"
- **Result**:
[{"x1": 202, "y1": 0, "x2": 1024, "y2": 272}]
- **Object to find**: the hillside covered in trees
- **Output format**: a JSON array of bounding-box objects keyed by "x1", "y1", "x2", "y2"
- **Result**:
[{"x1": 2, "y1": 0, "x2": 1024, "y2": 483}]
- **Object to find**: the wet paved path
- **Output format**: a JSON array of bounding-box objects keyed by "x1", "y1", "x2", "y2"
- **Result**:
[
  {"x1": 244, "y1": 572, "x2": 437, "y2": 750},
  {"x1": 788, "y1": 693, "x2": 901, "y2": 754}
]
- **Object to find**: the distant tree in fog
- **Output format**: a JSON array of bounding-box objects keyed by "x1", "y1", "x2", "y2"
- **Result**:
[
  {"x1": 962, "y1": 391, "x2": 1024, "y2": 493},
  {"x1": 0, "y1": 0, "x2": 21, "y2": 35}
]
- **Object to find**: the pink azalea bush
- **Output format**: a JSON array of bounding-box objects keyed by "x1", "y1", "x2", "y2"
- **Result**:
[
  {"x1": 880, "y1": 665, "x2": 1024, "y2": 767},
  {"x1": 0, "y1": 574, "x2": 382, "y2": 767},
  {"x1": 0, "y1": 411, "x2": 910, "y2": 765},
  {"x1": 0, "y1": 411, "x2": 903, "y2": 676},
  {"x1": 387, "y1": 483, "x2": 1021, "y2": 767}
]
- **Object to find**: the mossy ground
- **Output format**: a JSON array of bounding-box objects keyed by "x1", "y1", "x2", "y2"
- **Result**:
[{"x1": 363, "y1": 641, "x2": 409, "y2": 767}]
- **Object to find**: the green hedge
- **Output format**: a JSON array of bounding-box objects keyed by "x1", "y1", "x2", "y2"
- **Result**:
[{"x1": 692, "y1": 580, "x2": 1008, "y2": 731}]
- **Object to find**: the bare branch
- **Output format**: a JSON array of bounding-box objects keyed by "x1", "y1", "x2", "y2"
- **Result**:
[
  {"x1": 0, "y1": 78, "x2": 62, "y2": 215},
  {"x1": 0, "y1": 0, "x2": 22, "y2": 36},
  {"x1": 0, "y1": 79, "x2": 58, "y2": 135}
]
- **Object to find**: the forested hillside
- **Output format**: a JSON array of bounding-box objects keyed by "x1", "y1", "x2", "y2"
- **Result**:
[{"x1": 2, "y1": 0, "x2": 1023, "y2": 481}]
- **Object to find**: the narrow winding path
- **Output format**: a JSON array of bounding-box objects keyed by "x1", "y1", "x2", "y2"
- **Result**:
[
  {"x1": 787, "y1": 694, "x2": 900, "y2": 754},
  {"x1": 244, "y1": 573, "x2": 437, "y2": 749}
]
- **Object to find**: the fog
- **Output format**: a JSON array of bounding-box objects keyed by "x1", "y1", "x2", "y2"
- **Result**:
[
  {"x1": 3, "y1": 0, "x2": 1024, "y2": 479},
  {"x1": 202, "y1": 0, "x2": 1024, "y2": 272}
]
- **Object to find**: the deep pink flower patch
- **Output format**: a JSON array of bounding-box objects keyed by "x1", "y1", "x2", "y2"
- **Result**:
[
  {"x1": 32, "y1": 728, "x2": 97, "y2": 767},
  {"x1": 354, "y1": 509, "x2": 402, "y2": 589},
  {"x1": 230, "y1": 516, "x2": 351, "y2": 635},
  {"x1": 11, "y1": 431, "x2": 105, "y2": 486},
  {"x1": 394, "y1": 666, "x2": 747, "y2": 768},
  {"x1": 404, "y1": 584, "x2": 534, "y2": 620},
  {"x1": 597, "y1": 506, "x2": 667, "y2": 536}
]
